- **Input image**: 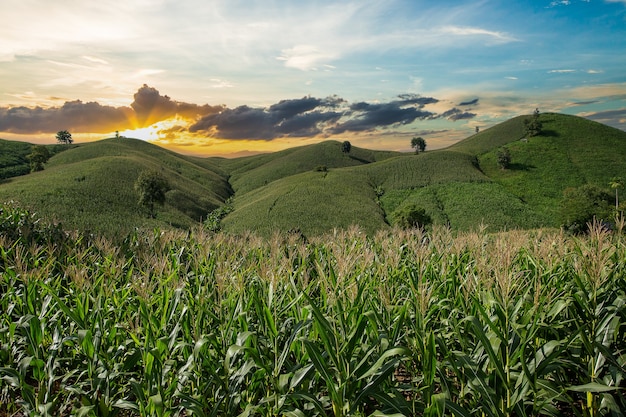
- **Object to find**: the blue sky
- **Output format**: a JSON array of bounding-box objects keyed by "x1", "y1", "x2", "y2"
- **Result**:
[{"x1": 1, "y1": 0, "x2": 625, "y2": 156}]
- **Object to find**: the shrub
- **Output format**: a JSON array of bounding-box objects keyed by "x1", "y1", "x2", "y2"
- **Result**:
[
  {"x1": 391, "y1": 204, "x2": 432, "y2": 229},
  {"x1": 560, "y1": 183, "x2": 612, "y2": 233}
]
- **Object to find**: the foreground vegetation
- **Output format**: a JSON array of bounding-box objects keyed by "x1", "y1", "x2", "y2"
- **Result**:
[{"x1": 1, "y1": 204, "x2": 624, "y2": 416}]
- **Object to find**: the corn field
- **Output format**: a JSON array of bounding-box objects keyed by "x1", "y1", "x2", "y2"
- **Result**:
[{"x1": 1, "y1": 205, "x2": 625, "y2": 416}]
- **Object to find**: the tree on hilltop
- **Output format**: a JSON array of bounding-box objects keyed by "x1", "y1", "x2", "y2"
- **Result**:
[
  {"x1": 342, "y1": 141, "x2": 352, "y2": 153},
  {"x1": 523, "y1": 108, "x2": 542, "y2": 138},
  {"x1": 56, "y1": 130, "x2": 73, "y2": 145},
  {"x1": 411, "y1": 137, "x2": 426, "y2": 154}
]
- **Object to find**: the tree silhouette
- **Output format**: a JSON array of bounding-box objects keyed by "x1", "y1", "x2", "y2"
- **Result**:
[
  {"x1": 56, "y1": 130, "x2": 73, "y2": 144},
  {"x1": 411, "y1": 137, "x2": 426, "y2": 154}
]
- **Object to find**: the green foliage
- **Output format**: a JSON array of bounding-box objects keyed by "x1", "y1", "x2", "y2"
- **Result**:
[
  {"x1": 392, "y1": 204, "x2": 432, "y2": 229},
  {"x1": 204, "y1": 197, "x2": 234, "y2": 232},
  {"x1": 1, "y1": 214, "x2": 625, "y2": 416},
  {"x1": 55, "y1": 130, "x2": 73, "y2": 144},
  {"x1": 0, "y1": 202, "x2": 67, "y2": 245},
  {"x1": 27, "y1": 145, "x2": 51, "y2": 172},
  {"x1": 341, "y1": 140, "x2": 351, "y2": 153},
  {"x1": 496, "y1": 146, "x2": 511, "y2": 169},
  {"x1": 560, "y1": 183, "x2": 613, "y2": 234},
  {"x1": 135, "y1": 170, "x2": 170, "y2": 218},
  {"x1": 411, "y1": 136, "x2": 426, "y2": 154},
  {"x1": 523, "y1": 108, "x2": 543, "y2": 138},
  {"x1": 609, "y1": 176, "x2": 623, "y2": 211}
]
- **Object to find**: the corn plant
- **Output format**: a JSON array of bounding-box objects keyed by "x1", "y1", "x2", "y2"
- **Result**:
[{"x1": 1, "y1": 203, "x2": 625, "y2": 416}]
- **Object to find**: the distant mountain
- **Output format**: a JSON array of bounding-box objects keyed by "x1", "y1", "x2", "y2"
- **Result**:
[{"x1": 1, "y1": 113, "x2": 624, "y2": 237}]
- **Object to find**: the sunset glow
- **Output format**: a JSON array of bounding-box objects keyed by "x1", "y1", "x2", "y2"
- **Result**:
[{"x1": 1, "y1": 0, "x2": 625, "y2": 156}]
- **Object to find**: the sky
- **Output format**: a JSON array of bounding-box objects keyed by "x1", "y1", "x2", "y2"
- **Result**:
[{"x1": 1, "y1": 0, "x2": 625, "y2": 156}]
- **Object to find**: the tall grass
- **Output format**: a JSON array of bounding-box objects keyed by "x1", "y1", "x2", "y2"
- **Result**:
[{"x1": 1, "y1": 204, "x2": 624, "y2": 416}]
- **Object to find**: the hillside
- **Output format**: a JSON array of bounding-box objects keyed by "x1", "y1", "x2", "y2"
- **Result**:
[
  {"x1": 210, "y1": 140, "x2": 402, "y2": 194},
  {"x1": 0, "y1": 138, "x2": 232, "y2": 237},
  {"x1": 0, "y1": 139, "x2": 71, "y2": 180},
  {"x1": 219, "y1": 113, "x2": 626, "y2": 235},
  {"x1": 1, "y1": 113, "x2": 625, "y2": 236}
]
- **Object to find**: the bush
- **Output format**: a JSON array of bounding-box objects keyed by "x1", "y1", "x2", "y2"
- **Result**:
[
  {"x1": 560, "y1": 183, "x2": 613, "y2": 234},
  {"x1": 391, "y1": 204, "x2": 432, "y2": 229}
]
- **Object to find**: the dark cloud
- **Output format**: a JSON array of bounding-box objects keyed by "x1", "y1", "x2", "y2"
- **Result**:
[
  {"x1": 413, "y1": 129, "x2": 450, "y2": 136},
  {"x1": 396, "y1": 94, "x2": 439, "y2": 106},
  {"x1": 268, "y1": 96, "x2": 343, "y2": 119},
  {"x1": 441, "y1": 107, "x2": 477, "y2": 121},
  {"x1": 0, "y1": 85, "x2": 224, "y2": 134},
  {"x1": 459, "y1": 98, "x2": 479, "y2": 106},
  {"x1": 330, "y1": 94, "x2": 438, "y2": 134},
  {"x1": 0, "y1": 101, "x2": 132, "y2": 134},
  {"x1": 276, "y1": 111, "x2": 342, "y2": 137},
  {"x1": 190, "y1": 95, "x2": 346, "y2": 140},
  {"x1": 131, "y1": 84, "x2": 223, "y2": 125},
  {"x1": 570, "y1": 100, "x2": 599, "y2": 106},
  {"x1": 332, "y1": 102, "x2": 433, "y2": 134},
  {"x1": 1, "y1": 87, "x2": 449, "y2": 140},
  {"x1": 583, "y1": 108, "x2": 626, "y2": 130}
]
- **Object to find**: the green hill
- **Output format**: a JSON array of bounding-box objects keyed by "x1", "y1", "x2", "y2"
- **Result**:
[
  {"x1": 1, "y1": 113, "x2": 625, "y2": 237},
  {"x1": 218, "y1": 113, "x2": 626, "y2": 235},
  {"x1": 210, "y1": 140, "x2": 401, "y2": 194},
  {"x1": 0, "y1": 138, "x2": 232, "y2": 237}
]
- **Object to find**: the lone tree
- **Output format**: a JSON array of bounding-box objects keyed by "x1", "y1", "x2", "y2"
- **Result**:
[
  {"x1": 134, "y1": 170, "x2": 170, "y2": 218},
  {"x1": 496, "y1": 147, "x2": 511, "y2": 170},
  {"x1": 27, "y1": 145, "x2": 51, "y2": 172},
  {"x1": 411, "y1": 136, "x2": 426, "y2": 154},
  {"x1": 523, "y1": 108, "x2": 542, "y2": 138},
  {"x1": 342, "y1": 141, "x2": 352, "y2": 153},
  {"x1": 56, "y1": 130, "x2": 73, "y2": 145}
]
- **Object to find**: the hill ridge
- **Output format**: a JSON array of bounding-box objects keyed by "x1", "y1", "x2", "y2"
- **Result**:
[{"x1": 1, "y1": 113, "x2": 625, "y2": 236}]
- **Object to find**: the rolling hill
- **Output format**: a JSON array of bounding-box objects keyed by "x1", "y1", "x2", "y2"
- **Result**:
[
  {"x1": 1, "y1": 113, "x2": 625, "y2": 237},
  {"x1": 0, "y1": 138, "x2": 232, "y2": 237}
]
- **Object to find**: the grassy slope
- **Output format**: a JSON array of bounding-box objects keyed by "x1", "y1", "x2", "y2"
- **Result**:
[
  {"x1": 211, "y1": 140, "x2": 402, "y2": 194},
  {"x1": 0, "y1": 140, "x2": 72, "y2": 180},
  {"x1": 222, "y1": 113, "x2": 626, "y2": 235},
  {"x1": 0, "y1": 138, "x2": 231, "y2": 236},
  {"x1": 0, "y1": 139, "x2": 32, "y2": 179},
  {"x1": 223, "y1": 169, "x2": 386, "y2": 236},
  {"x1": 2, "y1": 113, "x2": 625, "y2": 236},
  {"x1": 474, "y1": 113, "x2": 626, "y2": 224}
]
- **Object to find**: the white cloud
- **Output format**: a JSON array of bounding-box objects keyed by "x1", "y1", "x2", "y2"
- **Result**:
[
  {"x1": 440, "y1": 26, "x2": 518, "y2": 43},
  {"x1": 277, "y1": 45, "x2": 337, "y2": 71},
  {"x1": 548, "y1": 69, "x2": 577, "y2": 73}
]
